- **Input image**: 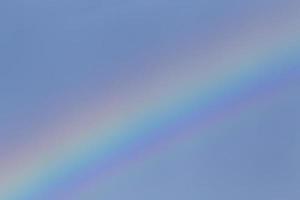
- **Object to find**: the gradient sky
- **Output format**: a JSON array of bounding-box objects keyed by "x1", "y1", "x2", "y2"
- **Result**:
[{"x1": 0, "y1": 0, "x2": 299, "y2": 200}]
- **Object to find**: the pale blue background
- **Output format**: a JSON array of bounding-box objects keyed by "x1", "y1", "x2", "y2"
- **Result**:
[{"x1": 0, "y1": 0, "x2": 299, "y2": 199}]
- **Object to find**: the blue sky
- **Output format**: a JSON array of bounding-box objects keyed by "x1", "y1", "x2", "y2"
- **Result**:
[{"x1": 0, "y1": 0, "x2": 299, "y2": 199}]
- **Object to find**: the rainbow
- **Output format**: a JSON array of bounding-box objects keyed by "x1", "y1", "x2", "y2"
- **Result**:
[{"x1": 1, "y1": 2, "x2": 300, "y2": 200}]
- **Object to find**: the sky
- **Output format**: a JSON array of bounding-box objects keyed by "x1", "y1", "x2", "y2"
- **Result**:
[{"x1": 0, "y1": 0, "x2": 299, "y2": 200}]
